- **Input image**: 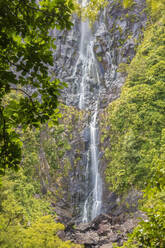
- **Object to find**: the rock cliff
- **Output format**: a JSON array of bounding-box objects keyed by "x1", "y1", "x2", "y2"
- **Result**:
[
  {"x1": 50, "y1": 0, "x2": 147, "y2": 222},
  {"x1": 53, "y1": 0, "x2": 146, "y2": 109}
]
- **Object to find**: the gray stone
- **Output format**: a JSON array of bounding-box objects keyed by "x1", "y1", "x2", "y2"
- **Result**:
[
  {"x1": 95, "y1": 45, "x2": 103, "y2": 54},
  {"x1": 100, "y1": 244, "x2": 113, "y2": 248},
  {"x1": 49, "y1": 0, "x2": 147, "y2": 224},
  {"x1": 75, "y1": 231, "x2": 99, "y2": 244}
]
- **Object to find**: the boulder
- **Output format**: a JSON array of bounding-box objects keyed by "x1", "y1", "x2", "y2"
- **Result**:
[
  {"x1": 64, "y1": 211, "x2": 145, "y2": 247},
  {"x1": 75, "y1": 231, "x2": 100, "y2": 245},
  {"x1": 100, "y1": 244, "x2": 113, "y2": 248}
]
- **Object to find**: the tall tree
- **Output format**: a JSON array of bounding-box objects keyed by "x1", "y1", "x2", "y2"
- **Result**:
[{"x1": 0, "y1": 0, "x2": 74, "y2": 174}]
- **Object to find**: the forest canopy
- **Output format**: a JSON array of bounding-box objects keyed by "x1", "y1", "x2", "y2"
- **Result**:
[{"x1": 0, "y1": 0, "x2": 74, "y2": 174}]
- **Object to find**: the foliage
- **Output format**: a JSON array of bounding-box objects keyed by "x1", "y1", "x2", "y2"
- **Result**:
[
  {"x1": 122, "y1": 0, "x2": 165, "y2": 15},
  {"x1": 83, "y1": 0, "x2": 108, "y2": 24},
  {"x1": 0, "y1": 167, "x2": 82, "y2": 247},
  {"x1": 19, "y1": 103, "x2": 86, "y2": 202},
  {"x1": 114, "y1": 160, "x2": 165, "y2": 248},
  {"x1": 101, "y1": 12, "x2": 165, "y2": 193},
  {"x1": 21, "y1": 215, "x2": 82, "y2": 248},
  {"x1": 73, "y1": 0, "x2": 108, "y2": 25},
  {"x1": 0, "y1": 0, "x2": 74, "y2": 173},
  {"x1": 100, "y1": 2, "x2": 165, "y2": 247},
  {"x1": 0, "y1": 102, "x2": 86, "y2": 247},
  {"x1": 146, "y1": 0, "x2": 165, "y2": 19},
  {"x1": 122, "y1": 0, "x2": 134, "y2": 9}
]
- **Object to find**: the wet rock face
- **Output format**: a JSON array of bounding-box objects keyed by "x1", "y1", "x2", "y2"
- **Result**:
[
  {"x1": 53, "y1": 0, "x2": 146, "y2": 110},
  {"x1": 50, "y1": 0, "x2": 147, "y2": 222}
]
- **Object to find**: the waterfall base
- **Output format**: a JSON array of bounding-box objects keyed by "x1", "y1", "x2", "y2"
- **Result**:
[{"x1": 63, "y1": 210, "x2": 145, "y2": 248}]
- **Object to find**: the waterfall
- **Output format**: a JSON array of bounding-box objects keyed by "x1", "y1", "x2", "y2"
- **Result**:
[
  {"x1": 72, "y1": 0, "x2": 103, "y2": 223},
  {"x1": 82, "y1": 103, "x2": 102, "y2": 222},
  {"x1": 90, "y1": 105, "x2": 102, "y2": 220},
  {"x1": 52, "y1": 0, "x2": 147, "y2": 223}
]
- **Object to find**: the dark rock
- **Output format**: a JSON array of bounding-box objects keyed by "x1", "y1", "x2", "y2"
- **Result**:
[
  {"x1": 57, "y1": 230, "x2": 65, "y2": 240},
  {"x1": 53, "y1": 0, "x2": 147, "y2": 110},
  {"x1": 82, "y1": 126, "x2": 90, "y2": 143},
  {"x1": 64, "y1": 211, "x2": 145, "y2": 247},
  {"x1": 46, "y1": 0, "x2": 147, "y2": 226},
  {"x1": 75, "y1": 231, "x2": 99, "y2": 245},
  {"x1": 54, "y1": 206, "x2": 73, "y2": 224}
]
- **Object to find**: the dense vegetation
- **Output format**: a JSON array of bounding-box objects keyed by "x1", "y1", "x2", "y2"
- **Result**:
[
  {"x1": 0, "y1": 104, "x2": 84, "y2": 247},
  {"x1": 100, "y1": 0, "x2": 165, "y2": 191},
  {"x1": 0, "y1": 0, "x2": 73, "y2": 173},
  {"x1": 100, "y1": 0, "x2": 165, "y2": 247},
  {"x1": 1, "y1": 0, "x2": 165, "y2": 247},
  {"x1": 102, "y1": 19, "x2": 165, "y2": 193},
  {"x1": 0, "y1": 0, "x2": 83, "y2": 247},
  {"x1": 0, "y1": 164, "x2": 81, "y2": 248}
]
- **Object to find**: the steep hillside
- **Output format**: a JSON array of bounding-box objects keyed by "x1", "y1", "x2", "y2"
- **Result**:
[
  {"x1": 101, "y1": 16, "x2": 165, "y2": 193},
  {"x1": 100, "y1": 0, "x2": 165, "y2": 247}
]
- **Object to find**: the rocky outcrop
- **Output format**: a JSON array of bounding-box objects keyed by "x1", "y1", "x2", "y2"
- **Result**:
[
  {"x1": 62, "y1": 211, "x2": 146, "y2": 247},
  {"x1": 53, "y1": 0, "x2": 146, "y2": 110},
  {"x1": 46, "y1": 0, "x2": 147, "y2": 223},
  {"x1": 37, "y1": 105, "x2": 91, "y2": 221}
]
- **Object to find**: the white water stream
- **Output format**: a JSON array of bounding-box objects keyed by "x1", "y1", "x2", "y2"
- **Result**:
[
  {"x1": 82, "y1": 103, "x2": 102, "y2": 222},
  {"x1": 73, "y1": 0, "x2": 103, "y2": 222}
]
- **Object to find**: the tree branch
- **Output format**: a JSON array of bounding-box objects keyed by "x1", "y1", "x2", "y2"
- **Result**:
[
  {"x1": 22, "y1": 2, "x2": 67, "y2": 18},
  {"x1": 10, "y1": 87, "x2": 36, "y2": 111}
]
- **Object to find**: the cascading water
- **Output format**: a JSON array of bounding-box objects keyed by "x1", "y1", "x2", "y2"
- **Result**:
[
  {"x1": 82, "y1": 103, "x2": 102, "y2": 222},
  {"x1": 52, "y1": 0, "x2": 147, "y2": 224},
  {"x1": 90, "y1": 104, "x2": 102, "y2": 220},
  {"x1": 72, "y1": 0, "x2": 103, "y2": 223}
]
